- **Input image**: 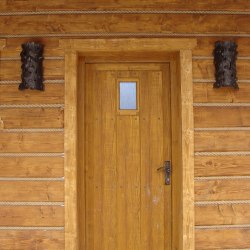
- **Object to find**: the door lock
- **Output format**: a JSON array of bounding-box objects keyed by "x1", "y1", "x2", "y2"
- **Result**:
[{"x1": 157, "y1": 161, "x2": 171, "y2": 185}]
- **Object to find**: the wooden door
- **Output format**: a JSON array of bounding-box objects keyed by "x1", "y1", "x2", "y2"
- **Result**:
[{"x1": 83, "y1": 62, "x2": 171, "y2": 250}]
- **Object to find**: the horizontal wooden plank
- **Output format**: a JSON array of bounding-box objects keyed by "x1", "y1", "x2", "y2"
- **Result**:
[
  {"x1": 0, "y1": 14, "x2": 249, "y2": 35},
  {"x1": 0, "y1": 0, "x2": 249, "y2": 11},
  {"x1": 193, "y1": 59, "x2": 250, "y2": 80},
  {"x1": 6, "y1": 38, "x2": 60, "y2": 48},
  {"x1": 195, "y1": 179, "x2": 250, "y2": 201},
  {"x1": 1, "y1": 47, "x2": 64, "y2": 58},
  {"x1": 0, "y1": 230, "x2": 64, "y2": 250},
  {"x1": 195, "y1": 131, "x2": 250, "y2": 152},
  {"x1": 0, "y1": 132, "x2": 64, "y2": 152},
  {"x1": 195, "y1": 228, "x2": 250, "y2": 250},
  {"x1": 194, "y1": 107, "x2": 250, "y2": 127},
  {"x1": 1, "y1": 38, "x2": 64, "y2": 57},
  {"x1": 193, "y1": 83, "x2": 250, "y2": 103},
  {"x1": 0, "y1": 84, "x2": 64, "y2": 105},
  {"x1": 193, "y1": 37, "x2": 250, "y2": 56},
  {"x1": 0, "y1": 181, "x2": 64, "y2": 201},
  {"x1": 0, "y1": 157, "x2": 64, "y2": 178},
  {"x1": 195, "y1": 228, "x2": 250, "y2": 249},
  {"x1": 0, "y1": 108, "x2": 64, "y2": 129},
  {"x1": 0, "y1": 60, "x2": 64, "y2": 81},
  {"x1": 195, "y1": 155, "x2": 250, "y2": 177},
  {"x1": 0, "y1": 206, "x2": 64, "y2": 226},
  {"x1": 196, "y1": 204, "x2": 250, "y2": 225}
]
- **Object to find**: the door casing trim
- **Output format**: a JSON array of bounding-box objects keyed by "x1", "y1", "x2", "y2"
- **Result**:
[{"x1": 60, "y1": 38, "x2": 197, "y2": 250}]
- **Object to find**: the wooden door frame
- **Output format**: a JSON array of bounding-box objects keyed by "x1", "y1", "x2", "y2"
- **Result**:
[{"x1": 60, "y1": 38, "x2": 197, "y2": 250}]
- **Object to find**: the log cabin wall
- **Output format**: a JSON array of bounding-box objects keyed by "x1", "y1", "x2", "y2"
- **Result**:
[{"x1": 0, "y1": 1, "x2": 249, "y2": 249}]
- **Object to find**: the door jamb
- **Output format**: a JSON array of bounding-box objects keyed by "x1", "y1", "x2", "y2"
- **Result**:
[{"x1": 61, "y1": 38, "x2": 197, "y2": 250}]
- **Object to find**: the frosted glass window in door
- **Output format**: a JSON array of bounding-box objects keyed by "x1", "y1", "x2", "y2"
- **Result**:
[{"x1": 119, "y1": 82, "x2": 137, "y2": 110}]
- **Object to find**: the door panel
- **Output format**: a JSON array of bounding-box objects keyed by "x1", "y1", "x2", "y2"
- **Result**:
[{"x1": 84, "y1": 63, "x2": 171, "y2": 250}]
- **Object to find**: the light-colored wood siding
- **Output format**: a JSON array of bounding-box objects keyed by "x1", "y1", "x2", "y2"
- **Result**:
[{"x1": 0, "y1": 2, "x2": 249, "y2": 249}]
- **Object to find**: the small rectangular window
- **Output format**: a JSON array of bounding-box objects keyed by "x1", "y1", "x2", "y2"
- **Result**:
[{"x1": 119, "y1": 82, "x2": 137, "y2": 110}]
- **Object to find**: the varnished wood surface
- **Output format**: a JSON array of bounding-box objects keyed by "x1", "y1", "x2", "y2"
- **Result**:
[
  {"x1": 60, "y1": 38, "x2": 196, "y2": 52},
  {"x1": 0, "y1": 108, "x2": 63, "y2": 129},
  {"x1": 0, "y1": 15, "x2": 249, "y2": 36},
  {"x1": 2, "y1": 37, "x2": 250, "y2": 57},
  {"x1": 0, "y1": 132, "x2": 64, "y2": 152},
  {"x1": 2, "y1": 37, "x2": 250, "y2": 58},
  {"x1": 195, "y1": 131, "x2": 250, "y2": 152},
  {"x1": 196, "y1": 204, "x2": 250, "y2": 225},
  {"x1": 0, "y1": 230, "x2": 64, "y2": 250},
  {"x1": 84, "y1": 63, "x2": 171, "y2": 249},
  {"x1": 1, "y1": 38, "x2": 63, "y2": 57},
  {"x1": 0, "y1": 3, "x2": 249, "y2": 249},
  {"x1": 195, "y1": 179, "x2": 250, "y2": 201},
  {"x1": 194, "y1": 107, "x2": 250, "y2": 127},
  {"x1": 193, "y1": 59, "x2": 250, "y2": 80},
  {"x1": 194, "y1": 37, "x2": 250, "y2": 56},
  {"x1": 0, "y1": 206, "x2": 64, "y2": 226},
  {"x1": 64, "y1": 51, "x2": 78, "y2": 250},
  {"x1": 0, "y1": 157, "x2": 64, "y2": 177},
  {"x1": 0, "y1": 181, "x2": 64, "y2": 201},
  {"x1": 195, "y1": 156, "x2": 250, "y2": 177},
  {"x1": 178, "y1": 50, "x2": 195, "y2": 250},
  {"x1": 0, "y1": 84, "x2": 64, "y2": 104},
  {"x1": 195, "y1": 229, "x2": 250, "y2": 249},
  {"x1": 0, "y1": 60, "x2": 64, "y2": 81},
  {"x1": 193, "y1": 83, "x2": 250, "y2": 103},
  {"x1": 0, "y1": 0, "x2": 249, "y2": 11}
]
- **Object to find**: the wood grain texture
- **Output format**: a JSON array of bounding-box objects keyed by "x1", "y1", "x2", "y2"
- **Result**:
[
  {"x1": 195, "y1": 179, "x2": 250, "y2": 201},
  {"x1": 84, "y1": 64, "x2": 171, "y2": 249},
  {"x1": 5, "y1": 38, "x2": 59, "y2": 48},
  {"x1": 0, "y1": 60, "x2": 64, "y2": 81},
  {"x1": 77, "y1": 57, "x2": 86, "y2": 250},
  {"x1": 0, "y1": 0, "x2": 249, "y2": 11},
  {"x1": 194, "y1": 107, "x2": 250, "y2": 128},
  {"x1": 193, "y1": 59, "x2": 250, "y2": 80},
  {"x1": 1, "y1": 38, "x2": 64, "y2": 57},
  {"x1": 196, "y1": 204, "x2": 250, "y2": 225},
  {"x1": 171, "y1": 56, "x2": 182, "y2": 250},
  {"x1": 0, "y1": 206, "x2": 64, "y2": 226},
  {"x1": 0, "y1": 14, "x2": 249, "y2": 35},
  {"x1": 0, "y1": 181, "x2": 64, "y2": 201},
  {"x1": 0, "y1": 230, "x2": 64, "y2": 250},
  {"x1": 179, "y1": 50, "x2": 195, "y2": 250},
  {"x1": 139, "y1": 68, "x2": 171, "y2": 250},
  {"x1": 195, "y1": 229, "x2": 250, "y2": 249},
  {"x1": 0, "y1": 84, "x2": 64, "y2": 104},
  {"x1": 0, "y1": 132, "x2": 64, "y2": 152},
  {"x1": 193, "y1": 83, "x2": 250, "y2": 103},
  {"x1": 1, "y1": 47, "x2": 64, "y2": 58},
  {"x1": 194, "y1": 37, "x2": 250, "y2": 56},
  {"x1": 60, "y1": 38, "x2": 196, "y2": 52},
  {"x1": 195, "y1": 131, "x2": 250, "y2": 152},
  {"x1": 0, "y1": 157, "x2": 64, "y2": 178},
  {"x1": 64, "y1": 51, "x2": 78, "y2": 250},
  {"x1": 0, "y1": 108, "x2": 64, "y2": 129},
  {"x1": 195, "y1": 155, "x2": 250, "y2": 177}
]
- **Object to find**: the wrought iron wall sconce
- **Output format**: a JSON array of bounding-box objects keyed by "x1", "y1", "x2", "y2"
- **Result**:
[
  {"x1": 19, "y1": 42, "x2": 44, "y2": 91},
  {"x1": 213, "y1": 41, "x2": 238, "y2": 89}
]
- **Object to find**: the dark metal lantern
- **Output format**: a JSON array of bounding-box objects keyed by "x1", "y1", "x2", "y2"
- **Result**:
[
  {"x1": 19, "y1": 42, "x2": 44, "y2": 91},
  {"x1": 213, "y1": 41, "x2": 238, "y2": 89}
]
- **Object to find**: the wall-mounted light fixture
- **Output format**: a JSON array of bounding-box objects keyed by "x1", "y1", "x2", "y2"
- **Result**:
[
  {"x1": 213, "y1": 41, "x2": 238, "y2": 89},
  {"x1": 19, "y1": 42, "x2": 44, "y2": 91}
]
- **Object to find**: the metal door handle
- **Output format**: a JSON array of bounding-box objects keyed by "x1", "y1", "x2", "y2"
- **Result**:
[{"x1": 157, "y1": 161, "x2": 171, "y2": 185}]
